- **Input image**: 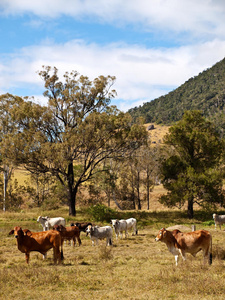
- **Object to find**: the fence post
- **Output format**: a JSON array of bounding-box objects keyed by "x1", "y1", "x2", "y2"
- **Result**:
[{"x1": 191, "y1": 225, "x2": 196, "y2": 231}]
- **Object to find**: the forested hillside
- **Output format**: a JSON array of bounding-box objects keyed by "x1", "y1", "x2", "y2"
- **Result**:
[{"x1": 128, "y1": 57, "x2": 225, "y2": 132}]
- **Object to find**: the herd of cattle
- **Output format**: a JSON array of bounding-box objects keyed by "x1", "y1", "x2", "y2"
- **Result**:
[{"x1": 8, "y1": 213, "x2": 225, "y2": 266}]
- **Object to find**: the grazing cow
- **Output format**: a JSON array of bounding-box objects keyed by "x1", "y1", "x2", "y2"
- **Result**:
[
  {"x1": 37, "y1": 216, "x2": 66, "y2": 231},
  {"x1": 70, "y1": 222, "x2": 92, "y2": 234},
  {"x1": 53, "y1": 224, "x2": 81, "y2": 251},
  {"x1": 213, "y1": 213, "x2": 225, "y2": 230},
  {"x1": 126, "y1": 218, "x2": 138, "y2": 235},
  {"x1": 155, "y1": 228, "x2": 212, "y2": 266},
  {"x1": 9, "y1": 226, "x2": 62, "y2": 264},
  {"x1": 111, "y1": 219, "x2": 127, "y2": 239},
  {"x1": 86, "y1": 225, "x2": 113, "y2": 246}
]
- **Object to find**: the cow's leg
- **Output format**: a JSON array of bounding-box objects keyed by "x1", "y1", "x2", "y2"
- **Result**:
[
  {"x1": 77, "y1": 236, "x2": 81, "y2": 246},
  {"x1": 179, "y1": 249, "x2": 186, "y2": 262},
  {"x1": 25, "y1": 253, "x2": 30, "y2": 264},
  {"x1": 53, "y1": 247, "x2": 61, "y2": 264},
  {"x1": 203, "y1": 247, "x2": 212, "y2": 265},
  {"x1": 175, "y1": 255, "x2": 179, "y2": 266}
]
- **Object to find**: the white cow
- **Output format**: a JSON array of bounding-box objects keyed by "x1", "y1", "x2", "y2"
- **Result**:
[
  {"x1": 213, "y1": 213, "x2": 225, "y2": 230},
  {"x1": 37, "y1": 216, "x2": 66, "y2": 231},
  {"x1": 126, "y1": 218, "x2": 138, "y2": 236},
  {"x1": 111, "y1": 219, "x2": 127, "y2": 239},
  {"x1": 86, "y1": 225, "x2": 113, "y2": 246}
]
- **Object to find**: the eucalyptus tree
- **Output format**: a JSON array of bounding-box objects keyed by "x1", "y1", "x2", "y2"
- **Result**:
[
  {"x1": 160, "y1": 110, "x2": 224, "y2": 218},
  {"x1": 0, "y1": 94, "x2": 25, "y2": 211},
  {"x1": 5, "y1": 67, "x2": 147, "y2": 215}
]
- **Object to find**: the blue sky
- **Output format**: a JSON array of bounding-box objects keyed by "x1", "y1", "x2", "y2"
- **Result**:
[{"x1": 1, "y1": 0, "x2": 225, "y2": 111}]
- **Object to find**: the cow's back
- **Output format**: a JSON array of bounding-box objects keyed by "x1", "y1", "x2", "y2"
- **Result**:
[
  {"x1": 174, "y1": 230, "x2": 211, "y2": 254},
  {"x1": 27, "y1": 230, "x2": 61, "y2": 252},
  {"x1": 94, "y1": 226, "x2": 112, "y2": 239}
]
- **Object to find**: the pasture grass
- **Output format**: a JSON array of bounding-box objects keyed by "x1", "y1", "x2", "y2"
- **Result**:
[{"x1": 1, "y1": 208, "x2": 225, "y2": 299}]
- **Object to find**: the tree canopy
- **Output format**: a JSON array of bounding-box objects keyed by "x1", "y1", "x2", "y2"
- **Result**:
[
  {"x1": 1, "y1": 67, "x2": 147, "y2": 215},
  {"x1": 160, "y1": 110, "x2": 225, "y2": 218}
]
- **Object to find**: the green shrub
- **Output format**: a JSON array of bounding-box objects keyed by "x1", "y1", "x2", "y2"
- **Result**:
[{"x1": 86, "y1": 204, "x2": 117, "y2": 222}]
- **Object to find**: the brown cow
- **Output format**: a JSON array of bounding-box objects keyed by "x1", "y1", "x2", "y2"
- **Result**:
[
  {"x1": 53, "y1": 224, "x2": 81, "y2": 257},
  {"x1": 155, "y1": 228, "x2": 212, "y2": 266},
  {"x1": 9, "y1": 226, "x2": 62, "y2": 264}
]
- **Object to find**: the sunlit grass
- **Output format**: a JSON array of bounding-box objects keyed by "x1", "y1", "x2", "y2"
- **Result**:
[{"x1": 1, "y1": 208, "x2": 225, "y2": 299}]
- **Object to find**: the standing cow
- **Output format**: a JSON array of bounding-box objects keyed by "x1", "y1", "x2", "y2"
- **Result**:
[
  {"x1": 155, "y1": 228, "x2": 212, "y2": 266},
  {"x1": 213, "y1": 213, "x2": 225, "y2": 230},
  {"x1": 111, "y1": 219, "x2": 127, "y2": 239},
  {"x1": 86, "y1": 225, "x2": 113, "y2": 246},
  {"x1": 37, "y1": 216, "x2": 66, "y2": 231},
  {"x1": 9, "y1": 226, "x2": 62, "y2": 264},
  {"x1": 126, "y1": 218, "x2": 138, "y2": 236}
]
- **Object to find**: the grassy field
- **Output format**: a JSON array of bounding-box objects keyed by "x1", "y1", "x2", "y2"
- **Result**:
[
  {"x1": 3, "y1": 124, "x2": 225, "y2": 299},
  {"x1": 1, "y1": 207, "x2": 225, "y2": 300}
]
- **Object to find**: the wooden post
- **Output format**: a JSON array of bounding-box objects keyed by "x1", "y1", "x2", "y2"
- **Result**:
[{"x1": 192, "y1": 225, "x2": 196, "y2": 231}]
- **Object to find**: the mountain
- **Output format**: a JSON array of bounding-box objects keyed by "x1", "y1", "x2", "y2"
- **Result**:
[{"x1": 128, "y1": 57, "x2": 225, "y2": 130}]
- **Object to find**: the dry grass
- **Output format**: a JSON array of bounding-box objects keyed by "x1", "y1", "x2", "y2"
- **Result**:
[{"x1": 1, "y1": 208, "x2": 225, "y2": 300}]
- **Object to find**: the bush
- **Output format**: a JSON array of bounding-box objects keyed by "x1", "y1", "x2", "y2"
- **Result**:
[{"x1": 86, "y1": 204, "x2": 117, "y2": 222}]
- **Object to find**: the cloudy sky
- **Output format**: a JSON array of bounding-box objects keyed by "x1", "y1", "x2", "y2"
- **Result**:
[{"x1": 1, "y1": 0, "x2": 225, "y2": 111}]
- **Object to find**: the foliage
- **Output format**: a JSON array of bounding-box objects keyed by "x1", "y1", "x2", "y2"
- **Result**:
[
  {"x1": 160, "y1": 111, "x2": 225, "y2": 218},
  {"x1": 128, "y1": 57, "x2": 225, "y2": 136},
  {"x1": 0, "y1": 67, "x2": 147, "y2": 216},
  {"x1": 86, "y1": 203, "x2": 117, "y2": 222}
]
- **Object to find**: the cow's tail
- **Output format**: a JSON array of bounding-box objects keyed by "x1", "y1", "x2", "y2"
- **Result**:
[{"x1": 209, "y1": 235, "x2": 212, "y2": 265}]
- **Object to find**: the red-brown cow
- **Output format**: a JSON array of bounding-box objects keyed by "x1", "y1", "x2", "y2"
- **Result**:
[
  {"x1": 155, "y1": 228, "x2": 212, "y2": 266},
  {"x1": 9, "y1": 226, "x2": 62, "y2": 264},
  {"x1": 53, "y1": 224, "x2": 81, "y2": 257}
]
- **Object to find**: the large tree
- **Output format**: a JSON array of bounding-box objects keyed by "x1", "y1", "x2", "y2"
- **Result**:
[
  {"x1": 0, "y1": 94, "x2": 25, "y2": 211},
  {"x1": 3, "y1": 67, "x2": 147, "y2": 215},
  {"x1": 160, "y1": 110, "x2": 224, "y2": 218}
]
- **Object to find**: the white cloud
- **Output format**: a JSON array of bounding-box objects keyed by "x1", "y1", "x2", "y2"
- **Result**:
[
  {"x1": 1, "y1": 0, "x2": 225, "y2": 39},
  {"x1": 1, "y1": 38, "x2": 225, "y2": 111}
]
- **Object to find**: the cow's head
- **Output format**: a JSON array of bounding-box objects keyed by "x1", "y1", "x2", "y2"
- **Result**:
[
  {"x1": 53, "y1": 224, "x2": 65, "y2": 232},
  {"x1": 111, "y1": 219, "x2": 119, "y2": 228},
  {"x1": 155, "y1": 228, "x2": 167, "y2": 242},
  {"x1": 9, "y1": 226, "x2": 24, "y2": 238},
  {"x1": 85, "y1": 225, "x2": 93, "y2": 235}
]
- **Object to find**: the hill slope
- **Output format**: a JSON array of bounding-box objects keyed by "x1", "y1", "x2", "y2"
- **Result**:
[{"x1": 128, "y1": 57, "x2": 225, "y2": 128}]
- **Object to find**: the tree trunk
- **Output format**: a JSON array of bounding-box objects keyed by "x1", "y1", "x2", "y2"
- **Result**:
[
  {"x1": 68, "y1": 187, "x2": 77, "y2": 216},
  {"x1": 67, "y1": 162, "x2": 76, "y2": 216},
  {"x1": 137, "y1": 171, "x2": 141, "y2": 210},
  {"x1": 187, "y1": 197, "x2": 194, "y2": 219},
  {"x1": 146, "y1": 172, "x2": 150, "y2": 210}
]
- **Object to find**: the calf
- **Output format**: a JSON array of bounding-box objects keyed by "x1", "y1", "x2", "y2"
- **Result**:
[
  {"x1": 37, "y1": 216, "x2": 66, "y2": 231},
  {"x1": 155, "y1": 228, "x2": 212, "y2": 266},
  {"x1": 9, "y1": 226, "x2": 62, "y2": 264},
  {"x1": 213, "y1": 213, "x2": 225, "y2": 230},
  {"x1": 111, "y1": 219, "x2": 127, "y2": 239},
  {"x1": 126, "y1": 218, "x2": 138, "y2": 236},
  {"x1": 86, "y1": 225, "x2": 113, "y2": 246},
  {"x1": 53, "y1": 224, "x2": 81, "y2": 250}
]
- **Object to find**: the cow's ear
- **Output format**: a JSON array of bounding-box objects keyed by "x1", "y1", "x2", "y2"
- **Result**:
[
  {"x1": 24, "y1": 229, "x2": 32, "y2": 236},
  {"x1": 9, "y1": 230, "x2": 14, "y2": 235}
]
